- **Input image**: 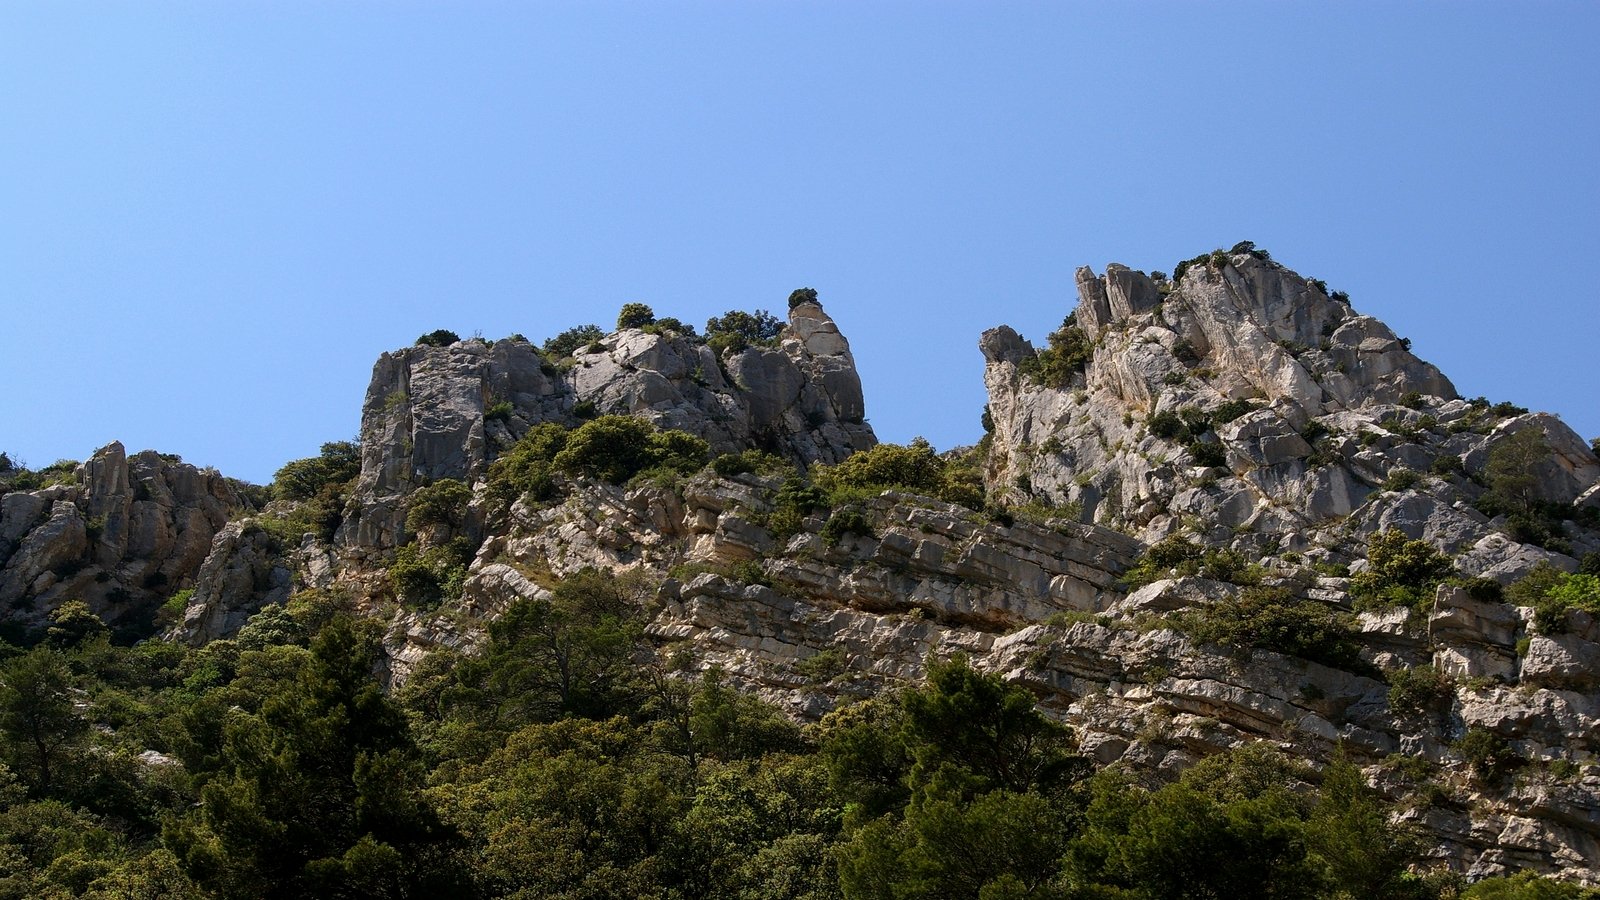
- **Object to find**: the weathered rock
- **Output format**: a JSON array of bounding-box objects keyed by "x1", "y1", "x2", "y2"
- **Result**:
[
  {"x1": 340, "y1": 303, "x2": 876, "y2": 556},
  {"x1": 173, "y1": 521, "x2": 292, "y2": 645},
  {"x1": 0, "y1": 442, "x2": 249, "y2": 629}
]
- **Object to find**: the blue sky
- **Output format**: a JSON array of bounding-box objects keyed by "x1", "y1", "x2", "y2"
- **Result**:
[{"x1": 3, "y1": 2, "x2": 1596, "y2": 484}]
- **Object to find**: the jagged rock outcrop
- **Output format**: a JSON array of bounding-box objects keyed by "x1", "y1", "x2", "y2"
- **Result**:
[
  {"x1": 980, "y1": 250, "x2": 1600, "y2": 573},
  {"x1": 339, "y1": 301, "x2": 875, "y2": 556},
  {"x1": 358, "y1": 459, "x2": 1599, "y2": 882},
  {"x1": 173, "y1": 520, "x2": 292, "y2": 645},
  {"x1": 0, "y1": 442, "x2": 250, "y2": 629},
  {"x1": 16, "y1": 258, "x2": 1599, "y2": 885}
]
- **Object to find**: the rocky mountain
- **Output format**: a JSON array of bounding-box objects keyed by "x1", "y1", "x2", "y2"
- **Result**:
[{"x1": 3, "y1": 255, "x2": 1599, "y2": 886}]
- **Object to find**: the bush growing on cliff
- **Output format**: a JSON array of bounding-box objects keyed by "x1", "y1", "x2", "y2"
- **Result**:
[
  {"x1": 388, "y1": 538, "x2": 473, "y2": 608},
  {"x1": 265, "y1": 440, "x2": 362, "y2": 542},
  {"x1": 1120, "y1": 536, "x2": 1263, "y2": 589},
  {"x1": 1508, "y1": 564, "x2": 1600, "y2": 634},
  {"x1": 405, "y1": 478, "x2": 472, "y2": 532},
  {"x1": 1017, "y1": 314, "x2": 1093, "y2": 389},
  {"x1": 541, "y1": 324, "x2": 604, "y2": 360},
  {"x1": 1176, "y1": 586, "x2": 1367, "y2": 671},
  {"x1": 415, "y1": 329, "x2": 460, "y2": 347},
  {"x1": 616, "y1": 302, "x2": 656, "y2": 330},
  {"x1": 1349, "y1": 529, "x2": 1455, "y2": 618},
  {"x1": 788, "y1": 287, "x2": 819, "y2": 309},
  {"x1": 812, "y1": 438, "x2": 982, "y2": 511},
  {"x1": 484, "y1": 416, "x2": 710, "y2": 502},
  {"x1": 705, "y1": 309, "x2": 783, "y2": 355}
]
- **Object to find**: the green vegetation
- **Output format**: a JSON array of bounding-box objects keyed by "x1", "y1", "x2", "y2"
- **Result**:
[
  {"x1": 1476, "y1": 427, "x2": 1580, "y2": 553},
  {"x1": 616, "y1": 302, "x2": 656, "y2": 329},
  {"x1": 1382, "y1": 467, "x2": 1424, "y2": 493},
  {"x1": 415, "y1": 329, "x2": 460, "y2": 347},
  {"x1": 483, "y1": 400, "x2": 513, "y2": 424},
  {"x1": 810, "y1": 438, "x2": 984, "y2": 512},
  {"x1": 709, "y1": 449, "x2": 791, "y2": 479},
  {"x1": 261, "y1": 441, "x2": 362, "y2": 543},
  {"x1": 1120, "y1": 536, "x2": 1264, "y2": 589},
  {"x1": 540, "y1": 324, "x2": 604, "y2": 360},
  {"x1": 388, "y1": 538, "x2": 473, "y2": 608},
  {"x1": 1212, "y1": 397, "x2": 1257, "y2": 424},
  {"x1": 0, "y1": 584, "x2": 1511, "y2": 898},
  {"x1": 1176, "y1": 585, "x2": 1368, "y2": 672},
  {"x1": 704, "y1": 309, "x2": 784, "y2": 355},
  {"x1": 1348, "y1": 529, "x2": 1454, "y2": 618},
  {"x1": 1453, "y1": 727, "x2": 1522, "y2": 786},
  {"x1": 1017, "y1": 314, "x2": 1093, "y2": 389},
  {"x1": 483, "y1": 416, "x2": 709, "y2": 506},
  {"x1": 405, "y1": 478, "x2": 472, "y2": 533},
  {"x1": 1507, "y1": 564, "x2": 1600, "y2": 634},
  {"x1": 0, "y1": 457, "x2": 82, "y2": 495},
  {"x1": 1387, "y1": 665, "x2": 1455, "y2": 715},
  {"x1": 767, "y1": 475, "x2": 829, "y2": 539},
  {"x1": 788, "y1": 287, "x2": 819, "y2": 309},
  {"x1": 820, "y1": 507, "x2": 873, "y2": 547},
  {"x1": 1462, "y1": 871, "x2": 1600, "y2": 899}
]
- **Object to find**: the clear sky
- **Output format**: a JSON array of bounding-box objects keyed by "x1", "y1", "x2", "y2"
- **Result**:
[{"x1": 3, "y1": 2, "x2": 1596, "y2": 485}]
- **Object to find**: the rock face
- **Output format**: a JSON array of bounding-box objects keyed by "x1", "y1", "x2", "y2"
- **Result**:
[
  {"x1": 0, "y1": 442, "x2": 250, "y2": 630},
  {"x1": 338, "y1": 301, "x2": 875, "y2": 555},
  {"x1": 370, "y1": 465, "x2": 1600, "y2": 883},
  {"x1": 16, "y1": 260, "x2": 1600, "y2": 885},
  {"x1": 980, "y1": 251, "x2": 1600, "y2": 573},
  {"x1": 172, "y1": 521, "x2": 292, "y2": 645}
]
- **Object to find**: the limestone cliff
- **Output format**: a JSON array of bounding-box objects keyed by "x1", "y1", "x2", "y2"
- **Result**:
[
  {"x1": 981, "y1": 249, "x2": 1599, "y2": 578},
  {"x1": 7, "y1": 259, "x2": 1600, "y2": 884},
  {"x1": 0, "y1": 442, "x2": 252, "y2": 631},
  {"x1": 338, "y1": 300, "x2": 874, "y2": 556}
]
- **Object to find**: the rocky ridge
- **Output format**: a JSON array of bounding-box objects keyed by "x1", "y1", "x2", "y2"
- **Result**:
[
  {"x1": 981, "y1": 249, "x2": 1599, "y2": 577},
  {"x1": 0, "y1": 442, "x2": 252, "y2": 633},
  {"x1": 4, "y1": 263, "x2": 1599, "y2": 883}
]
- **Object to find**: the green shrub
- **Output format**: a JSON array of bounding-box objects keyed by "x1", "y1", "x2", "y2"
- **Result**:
[
  {"x1": 1523, "y1": 572, "x2": 1600, "y2": 634},
  {"x1": 705, "y1": 309, "x2": 783, "y2": 355},
  {"x1": 816, "y1": 439, "x2": 941, "y2": 498},
  {"x1": 1382, "y1": 468, "x2": 1423, "y2": 493},
  {"x1": 1018, "y1": 314, "x2": 1093, "y2": 389},
  {"x1": 1430, "y1": 455, "x2": 1464, "y2": 477},
  {"x1": 271, "y1": 441, "x2": 362, "y2": 503},
  {"x1": 551, "y1": 415, "x2": 709, "y2": 485},
  {"x1": 710, "y1": 450, "x2": 790, "y2": 479},
  {"x1": 1456, "y1": 576, "x2": 1504, "y2": 603},
  {"x1": 541, "y1": 324, "x2": 604, "y2": 360},
  {"x1": 388, "y1": 538, "x2": 474, "y2": 608},
  {"x1": 794, "y1": 647, "x2": 847, "y2": 683},
  {"x1": 486, "y1": 422, "x2": 569, "y2": 504},
  {"x1": 1387, "y1": 665, "x2": 1454, "y2": 714},
  {"x1": 616, "y1": 302, "x2": 655, "y2": 330},
  {"x1": 787, "y1": 287, "x2": 818, "y2": 310},
  {"x1": 1148, "y1": 410, "x2": 1186, "y2": 440},
  {"x1": 1349, "y1": 529, "x2": 1454, "y2": 617},
  {"x1": 1121, "y1": 537, "x2": 1261, "y2": 588},
  {"x1": 1177, "y1": 585, "x2": 1366, "y2": 672},
  {"x1": 768, "y1": 476, "x2": 828, "y2": 538},
  {"x1": 1212, "y1": 398, "x2": 1256, "y2": 424},
  {"x1": 415, "y1": 329, "x2": 460, "y2": 347},
  {"x1": 1462, "y1": 870, "x2": 1599, "y2": 899},
  {"x1": 821, "y1": 507, "x2": 873, "y2": 547},
  {"x1": 405, "y1": 479, "x2": 472, "y2": 532},
  {"x1": 1453, "y1": 727, "x2": 1521, "y2": 785},
  {"x1": 484, "y1": 400, "x2": 513, "y2": 424},
  {"x1": 640, "y1": 316, "x2": 696, "y2": 338}
]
